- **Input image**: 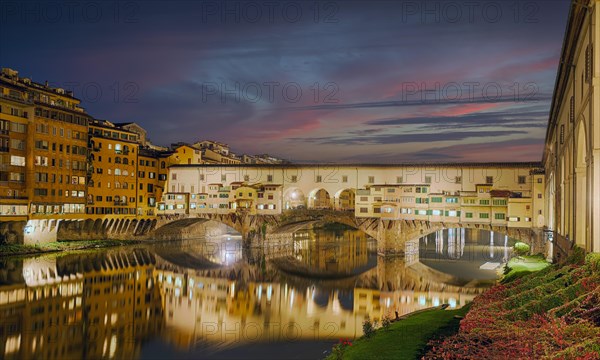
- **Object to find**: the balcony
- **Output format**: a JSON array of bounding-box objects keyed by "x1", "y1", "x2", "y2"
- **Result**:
[
  {"x1": 0, "y1": 195, "x2": 28, "y2": 200},
  {"x1": 0, "y1": 92, "x2": 34, "y2": 105}
]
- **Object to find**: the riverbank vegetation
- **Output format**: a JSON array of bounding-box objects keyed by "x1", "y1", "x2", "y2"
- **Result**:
[
  {"x1": 425, "y1": 248, "x2": 600, "y2": 359},
  {"x1": 327, "y1": 247, "x2": 598, "y2": 359},
  {"x1": 0, "y1": 239, "x2": 141, "y2": 257},
  {"x1": 501, "y1": 253, "x2": 551, "y2": 283},
  {"x1": 326, "y1": 306, "x2": 470, "y2": 360}
]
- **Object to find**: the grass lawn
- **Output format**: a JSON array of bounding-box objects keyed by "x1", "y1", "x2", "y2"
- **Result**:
[
  {"x1": 501, "y1": 254, "x2": 550, "y2": 283},
  {"x1": 328, "y1": 305, "x2": 470, "y2": 360}
]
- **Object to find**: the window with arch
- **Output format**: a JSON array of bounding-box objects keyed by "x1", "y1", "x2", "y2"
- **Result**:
[
  {"x1": 115, "y1": 181, "x2": 121, "y2": 189},
  {"x1": 115, "y1": 157, "x2": 122, "y2": 164},
  {"x1": 115, "y1": 168, "x2": 121, "y2": 176},
  {"x1": 123, "y1": 170, "x2": 129, "y2": 176},
  {"x1": 115, "y1": 144, "x2": 122, "y2": 154},
  {"x1": 123, "y1": 158, "x2": 129, "y2": 165},
  {"x1": 161, "y1": 161, "x2": 166, "y2": 169}
]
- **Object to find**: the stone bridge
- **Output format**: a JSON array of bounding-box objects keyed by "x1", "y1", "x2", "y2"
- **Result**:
[{"x1": 153, "y1": 209, "x2": 543, "y2": 256}]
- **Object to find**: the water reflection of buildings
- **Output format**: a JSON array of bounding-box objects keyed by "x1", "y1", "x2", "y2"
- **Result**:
[
  {"x1": 1, "y1": 231, "x2": 488, "y2": 358},
  {"x1": 154, "y1": 260, "x2": 479, "y2": 351},
  {"x1": 83, "y1": 255, "x2": 163, "y2": 359},
  {"x1": 0, "y1": 251, "x2": 164, "y2": 360},
  {"x1": 291, "y1": 228, "x2": 371, "y2": 273}
]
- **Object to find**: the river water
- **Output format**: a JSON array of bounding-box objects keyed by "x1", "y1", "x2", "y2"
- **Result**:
[{"x1": 0, "y1": 226, "x2": 517, "y2": 359}]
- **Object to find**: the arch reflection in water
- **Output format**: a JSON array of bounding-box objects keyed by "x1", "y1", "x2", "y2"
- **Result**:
[
  {"x1": 0, "y1": 228, "x2": 498, "y2": 359},
  {"x1": 273, "y1": 224, "x2": 377, "y2": 277},
  {"x1": 418, "y1": 228, "x2": 518, "y2": 281}
]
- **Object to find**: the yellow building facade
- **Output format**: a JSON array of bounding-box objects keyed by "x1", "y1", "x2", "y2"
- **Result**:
[
  {"x1": 544, "y1": 1, "x2": 600, "y2": 253},
  {"x1": 87, "y1": 121, "x2": 139, "y2": 217},
  {"x1": 1, "y1": 68, "x2": 90, "y2": 222},
  {"x1": 0, "y1": 83, "x2": 31, "y2": 221}
]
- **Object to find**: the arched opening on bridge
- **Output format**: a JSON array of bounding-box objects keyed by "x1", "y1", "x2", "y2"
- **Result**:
[
  {"x1": 283, "y1": 187, "x2": 306, "y2": 210},
  {"x1": 307, "y1": 188, "x2": 332, "y2": 209},
  {"x1": 575, "y1": 123, "x2": 587, "y2": 248},
  {"x1": 418, "y1": 228, "x2": 527, "y2": 280},
  {"x1": 334, "y1": 189, "x2": 355, "y2": 211}
]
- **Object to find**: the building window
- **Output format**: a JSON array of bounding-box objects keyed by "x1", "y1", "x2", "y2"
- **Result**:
[
  {"x1": 360, "y1": 207, "x2": 368, "y2": 213},
  {"x1": 424, "y1": 176, "x2": 431, "y2": 184},
  {"x1": 479, "y1": 213, "x2": 489, "y2": 219},
  {"x1": 465, "y1": 212, "x2": 473, "y2": 219},
  {"x1": 560, "y1": 124, "x2": 564, "y2": 144},
  {"x1": 10, "y1": 156, "x2": 25, "y2": 166},
  {"x1": 486, "y1": 176, "x2": 493, "y2": 184},
  {"x1": 342, "y1": 175, "x2": 348, "y2": 183},
  {"x1": 34, "y1": 140, "x2": 49, "y2": 150},
  {"x1": 368, "y1": 176, "x2": 374, "y2": 184},
  {"x1": 172, "y1": 173, "x2": 177, "y2": 180},
  {"x1": 495, "y1": 213, "x2": 505, "y2": 220},
  {"x1": 316, "y1": 175, "x2": 322, "y2": 183},
  {"x1": 518, "y1": 176, "x2": 526, "y2": 184},
  {"x1": 244, "y1": 175, "x2": 250, "y2": 181},
  {"x1": 455, "y1": 176, "x2": 462, "y2": 184}
]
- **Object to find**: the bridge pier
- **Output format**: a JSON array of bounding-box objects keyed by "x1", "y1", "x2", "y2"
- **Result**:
[
  {"x1": 372, "y1": 220, "x2": 444, "y2": 257},
  {"x1": 0, "y1": 220, "x2": 25, "y2": 245},
  {"x1": 24, "y1": 219, "x2": 59, "y2": 245}
]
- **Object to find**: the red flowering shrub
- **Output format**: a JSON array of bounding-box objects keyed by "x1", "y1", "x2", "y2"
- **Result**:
[{"x1": 425, "y1": 253, "x2": 600, "y2": 359}]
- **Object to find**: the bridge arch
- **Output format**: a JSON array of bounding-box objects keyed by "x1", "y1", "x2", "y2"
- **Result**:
[
  {"x1": 154, "y1": 215, "x2": 245, "y2": 240},
  {"x1": 283, "y1": 187, "x2": 306, "y2": 210},
  {"x1": 334, "y1": 188, "x2": 355, "y2": 211},
  {"x1": 417, "y1": 224, "x2": 540, "y2": 257},
  {"x1": 308, "y1": 188, "x2": 332, "y2": 209}
]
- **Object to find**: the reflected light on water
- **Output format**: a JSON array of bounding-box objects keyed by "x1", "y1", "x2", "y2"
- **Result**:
[{"x1": 0, "y1": 226, "x2": 510, "y2": 359}]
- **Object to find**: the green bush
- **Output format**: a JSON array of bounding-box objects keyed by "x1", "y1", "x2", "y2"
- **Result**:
[
  {"x1": 513, "y1": 242, "x2": 530, "y2": 257},
  {"x1": 381, "y1": 315, "x2": 392, "y2": 331},
  {"x1": 585, "y1": 252, "x2": 600, "y2": 270},
  {"x1": 566, "y1": 246, "x2": 586, "y2": 265},
  {"x1": 362, "y1": 318, "x2": 375, "y2": 338}
]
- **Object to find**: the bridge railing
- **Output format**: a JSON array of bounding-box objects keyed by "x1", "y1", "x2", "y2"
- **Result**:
[{"x1": 546, "y1": 230, "x2": 575, "y2": 263}]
